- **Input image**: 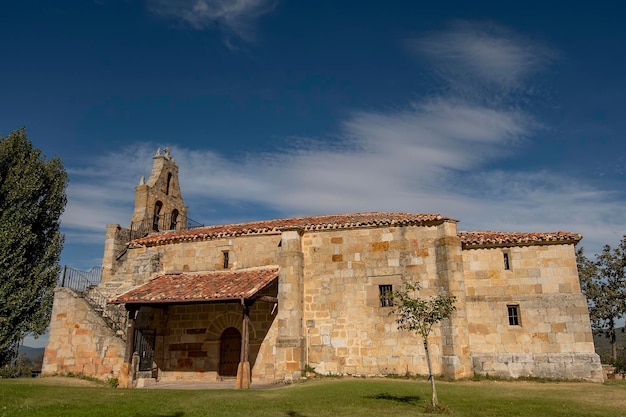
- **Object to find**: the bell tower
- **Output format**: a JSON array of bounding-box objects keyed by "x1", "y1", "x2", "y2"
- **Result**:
[{"x1": 131, "y1": 148, "x2": 188, "y2": 233}]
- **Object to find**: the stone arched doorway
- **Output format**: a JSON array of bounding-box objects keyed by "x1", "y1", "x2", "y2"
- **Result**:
[{"x1": 219, "y1": 327, "x2": 241, "y2": 376}]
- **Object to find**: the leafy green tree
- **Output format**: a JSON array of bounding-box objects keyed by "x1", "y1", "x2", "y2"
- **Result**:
[
  {"x1": 577, "y1": 237, "x2": 626, "y2": 362},
  {"x1": 387, "y1": 282, "x2": 456, "y2": 409},
  {"x1": 0, "y1": 128, "x2": 67, "y2": 366}
]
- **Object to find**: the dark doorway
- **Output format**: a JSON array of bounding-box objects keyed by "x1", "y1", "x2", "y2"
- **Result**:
[
  {"x1": 219, "y1": 327, "x2": 241, "y2": 376},
  {"x1": 134, "y1": 328, "x2": 156, "y2": 372}
]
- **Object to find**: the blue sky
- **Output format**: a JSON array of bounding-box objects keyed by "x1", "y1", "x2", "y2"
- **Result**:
[{"x1": 2, "y1": 0, "x2": 625, "y2": 278}]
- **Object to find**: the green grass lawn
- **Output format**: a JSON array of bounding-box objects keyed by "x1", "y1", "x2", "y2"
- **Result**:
[{"x1": 2, "y1": 376, "x2": 626, "y2": 417}]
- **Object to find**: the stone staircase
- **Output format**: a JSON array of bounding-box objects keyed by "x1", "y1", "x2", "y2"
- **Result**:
[{"x1": 58, "y1": 266, "x2": 127, "y2": 340}]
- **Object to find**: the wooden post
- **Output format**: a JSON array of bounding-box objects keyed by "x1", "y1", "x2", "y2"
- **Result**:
[
  {"x1": 243, "y1": 303, "x2": 250, "y2": 363},
  {"x1": 236, "y1": 300, "x2": 251, "y2": 389},
  {"x1": 120, "y1": 305, "x2": 138, "y2": 388}
]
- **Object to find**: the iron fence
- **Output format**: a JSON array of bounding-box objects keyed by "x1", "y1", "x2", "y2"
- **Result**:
[{"x1": 58, "y1": 265, "x2": 102, "y2": 291}]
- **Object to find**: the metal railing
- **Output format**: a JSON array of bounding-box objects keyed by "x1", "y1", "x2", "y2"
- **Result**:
[
  {"x1": 58, "y1": 266, "x2": 127, "y2": 341},
  {"x1": 129, "y1": 213, "x2": 204, "y2": 241},
  {"x1": 59, "y1": 265, "x2": 102, "y2": 291}
]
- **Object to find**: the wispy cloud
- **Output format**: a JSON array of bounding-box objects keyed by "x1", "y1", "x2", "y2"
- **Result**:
[
  {"x1": 62, "y1": 146, "x2": 154, "y2": 240},
  {"x1": 408, "y1": 21, "x2": 556, "y2": 100},
  {"x1": 62, "y1": 21, "x2": 624, "y2": 259},
  {"x1": 146, "y1": 0, "x2": 277, "y2": 45}
]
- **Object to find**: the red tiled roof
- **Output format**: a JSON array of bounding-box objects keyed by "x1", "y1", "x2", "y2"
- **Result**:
[
  {"x1": 131, "y1": 212, "x2": 449, "y2": 247},
  {"x1": 109, "y1": 266, "x2": 279, "y2": 304},
  {"x1": 458, "y1": 231, "x2": 582, "y2": 248}
]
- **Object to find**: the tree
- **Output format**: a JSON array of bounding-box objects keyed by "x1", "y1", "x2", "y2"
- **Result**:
[
  {"x1": 387, "y1": 282, "x2": 456, "y2": 409},
  {"x1": 0, "y1": 128, "x2": 67, "y2": 366},
  {"x1": 577, "y1": 237, "x2": 626, "y2": 363}
]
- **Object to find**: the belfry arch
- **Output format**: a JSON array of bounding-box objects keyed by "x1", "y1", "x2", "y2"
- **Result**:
[{"x1": 130, "y1": 148, "x2": 188, "y2": 233}]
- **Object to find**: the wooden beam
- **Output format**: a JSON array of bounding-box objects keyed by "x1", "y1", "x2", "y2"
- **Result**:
[{"x1": 256, "y1": 295, "x2": 278, "y2": 303}]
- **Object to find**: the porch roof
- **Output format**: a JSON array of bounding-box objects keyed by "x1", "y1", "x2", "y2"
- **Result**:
[{"x1": 108, "y1": 266, "x2": 279, "y2": 305}]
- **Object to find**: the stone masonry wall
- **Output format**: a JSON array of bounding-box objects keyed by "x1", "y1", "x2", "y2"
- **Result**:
[
  {"x1": 301, "y1": 222, "x2": 470, "y2": 378},
  {"x1": 42, "y1": 288, "x2": 125, "y2": 381},
  {"x1": 275, "y1": 229, "x2": 305, "y2": 382},
  {"x1": 463, "y1": 244, "x2": 603, "y2": 381},
  {"x1": 103, "y1": 234, "x2": 282, "y2": 290}
]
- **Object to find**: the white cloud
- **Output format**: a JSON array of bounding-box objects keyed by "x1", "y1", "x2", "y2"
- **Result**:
[
  {"x1": 408, "y1": 21, "x2": 555, "y2": 97},
  {"x1": 146, "y1": 0, "x2": 277, "y2": 44},
  {"x1": 450, "y1": 170, "x2": 626, "y2": 255},
  {"x1": 62, "y1": 145, "x2": 155, "y2": 234},
  {"x1": 63, "y1": 119, "x2": 624, "y2": 257},
  {"x1": 61, "y1": 21, "x2": 625, "y2": 262},
  {"x1": 65, "y1": 98, "x2": 623, "y2": 252}
]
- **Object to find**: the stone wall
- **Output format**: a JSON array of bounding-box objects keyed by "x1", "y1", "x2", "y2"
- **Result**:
[
  {"x1": 471, "y1": 352, "x2": 602, "y2": 381},
  {"x1": 275, "y1": 229, "x2": 305, "y2": 381},
  {"x1": 42, "y1": 288, "x2": 125, "y2": 381},
  {"x1": 103, "y1": 234, "x2": 282, "y2": 288},
  {"x1": 101, "y1": 224, "x2": 131, "y2": 285},
  {"x1": 301, "y1": 221, "x2": 472, "y2": 378},
  {"x1": 463, "y1": 244, "x2": 603, "y2": 381}
]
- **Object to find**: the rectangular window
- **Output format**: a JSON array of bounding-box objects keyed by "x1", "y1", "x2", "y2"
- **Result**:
[
  {"x1": 507, "y1": 305, "x2": 520, "y2": 326},
  {"x1": 223, "y1": 251, "x2": 229, "y2": 269},
  {"x1": 379, "y1": 284, "x2": 393, "y2": 307},
  {"x1": 503, "y1": 252, "x2": 510, "y2": 270}
]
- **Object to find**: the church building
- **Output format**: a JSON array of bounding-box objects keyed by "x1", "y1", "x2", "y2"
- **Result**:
[{"x1": 42, "y1": 149, "x2": 603, "y2": 387}]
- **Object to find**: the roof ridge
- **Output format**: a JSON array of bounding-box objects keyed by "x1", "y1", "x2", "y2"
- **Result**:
[
  {"x1": 458, "y1": 230, "x2": 582, "y2": 248},
  {"x1": 161, "y1": 265, "x2": 280, "y2": 277},
  {"x1": 131, "y1": 212, "x2": 450, "y2": 247}
]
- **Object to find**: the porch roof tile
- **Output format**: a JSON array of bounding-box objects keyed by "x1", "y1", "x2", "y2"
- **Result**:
[{"x1": 109, "y1": 266, "x2": 279, "y2": 305}]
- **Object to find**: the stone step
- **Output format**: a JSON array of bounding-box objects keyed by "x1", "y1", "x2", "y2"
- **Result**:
[{"x1": 135, "y1": 377, "x2": 157, "y2": 388}]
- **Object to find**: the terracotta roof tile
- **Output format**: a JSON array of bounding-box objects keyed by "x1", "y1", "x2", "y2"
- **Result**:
[
  {"x1": 131, "y1": 212, "x2": 449, "y2": 247},
  {"x1": 458, "y1": 231, "x2": 582, "y2": 248},
  {"x1": 109, "y1": 266, "x2": 279, "y2": 304}
]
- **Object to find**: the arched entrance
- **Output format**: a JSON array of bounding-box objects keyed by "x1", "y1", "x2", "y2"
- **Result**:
[{"x1": 219, "y1": 327, "x2": 241, "y2": 376}]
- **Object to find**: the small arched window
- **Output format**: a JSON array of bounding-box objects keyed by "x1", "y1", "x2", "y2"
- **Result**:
[
  {"x1": 170, "y1": 209, "x2": 179, "y2": 230},
  {"x1": 165, "y1": 172, "x2": 172, "y2": 195},
  {"x1": 153, "y1": 201, "x2": 163, "y2": 231}
]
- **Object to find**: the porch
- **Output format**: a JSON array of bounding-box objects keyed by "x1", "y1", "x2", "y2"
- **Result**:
[{"x1": 109, "y1": 267, "x2": 280, "y2": 389}]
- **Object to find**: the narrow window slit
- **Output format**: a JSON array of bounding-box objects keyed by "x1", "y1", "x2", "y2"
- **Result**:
[{"x1": 503, "y1": 252, "x2": 510, "y2": 270}]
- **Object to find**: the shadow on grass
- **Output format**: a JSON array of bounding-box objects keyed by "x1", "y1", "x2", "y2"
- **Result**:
[
  {"x1": 366, "y1": 392, "x2": 422, "y2": 405},
  {"x1": 285, "y1": 411, "x2": 307, "y2": 417},
  {"x1": 133, "y1": 412, "x2": 185, "y2": 417}
]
